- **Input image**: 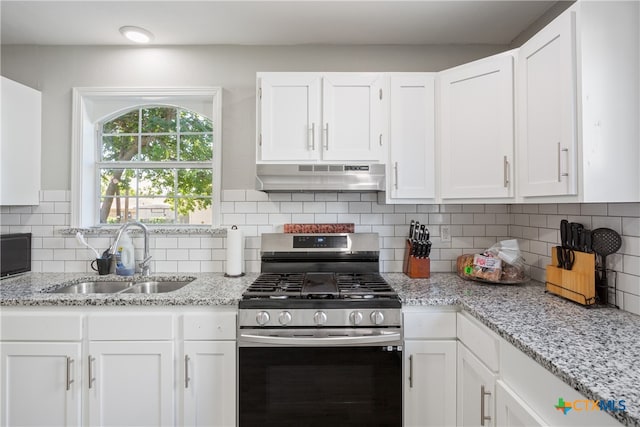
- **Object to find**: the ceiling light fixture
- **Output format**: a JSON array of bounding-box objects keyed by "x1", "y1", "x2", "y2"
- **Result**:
[{"x1": 119, "y1": 26, "x2": 154, "y2": 44}]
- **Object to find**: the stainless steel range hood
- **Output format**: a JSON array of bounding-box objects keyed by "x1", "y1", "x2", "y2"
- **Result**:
[{"x1": 255, "y1": 163, "x2": 385, "y2": 192}]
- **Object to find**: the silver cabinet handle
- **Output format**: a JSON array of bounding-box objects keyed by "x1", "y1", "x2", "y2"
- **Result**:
[
  {"x1": 323, "y1": 123, "x2": 329, "y2": 150},
  {"x1": 185, "y1": 355, "x2": 191, "y2": 389},
  {"x1": 557, "y1": 142, "x2": 569, "y2": 181},
  {"x1": 409, "y1": 354, "x2": 414, "y2": 388},
  {"x1": 66, "y1": 357, "x2": 74, "y2": 391},
  {"x1": 394, "y1": 162, "x2": 399, "y2": 190},
  {"x1": 481, "y1": 385, "x2": 492, "y2": 426},
  {"x1": 309, "y1": 123, "x2": 315, "y2": 150},
  {"x1": 503, "y1": 156, "x2": 509, "y2": 188},
  {"x1": 379, "y1": 133, "x2": 383, "y2": 146},
  {"x1": 88, "y1": 355, "x2": 95, "y2": 389}
]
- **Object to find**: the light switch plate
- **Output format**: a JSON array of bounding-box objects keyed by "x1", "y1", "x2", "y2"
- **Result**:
[{"x1": 441, "y1": 225, "x2": 451, "y2": 242}]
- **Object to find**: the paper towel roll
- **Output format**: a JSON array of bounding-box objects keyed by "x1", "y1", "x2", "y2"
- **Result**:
[{"x1": 225, "y1": 226, "x2": 244, "y2": 277}]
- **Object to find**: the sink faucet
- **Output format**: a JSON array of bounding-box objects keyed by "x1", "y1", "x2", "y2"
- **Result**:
[{"x1": 109, "y1": 221, "x2": 152, "y2": 276}]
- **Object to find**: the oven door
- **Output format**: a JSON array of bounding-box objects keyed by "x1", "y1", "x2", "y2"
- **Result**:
[{"x1": 238, "y1": 329, "x2": 402, "y2": 427}]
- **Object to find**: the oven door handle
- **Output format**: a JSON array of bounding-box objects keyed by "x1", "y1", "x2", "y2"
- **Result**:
[{"x1": 239, "y1": 332, "x2": 402, "y2": 346}]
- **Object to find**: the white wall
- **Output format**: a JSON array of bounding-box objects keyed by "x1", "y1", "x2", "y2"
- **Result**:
[{"x1": 0, "y1": 44, "x2": 506, "y2": 190}]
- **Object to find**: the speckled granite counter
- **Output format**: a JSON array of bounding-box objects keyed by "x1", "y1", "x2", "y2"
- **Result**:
[
  {"x1": 0, "y1": 272, "x2": 257, "y2": 306},
  {"x1": 1, "y1": 272, "x2": 638, "y2": 425}
]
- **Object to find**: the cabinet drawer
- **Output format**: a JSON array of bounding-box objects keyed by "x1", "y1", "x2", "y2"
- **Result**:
[
  {"x1": 457, "y1": 312, "x2": 499, "y2": 371},
  {"x1": 404, "y1": 309, "x2": 456, "y2": 339},
  {"x1": 1, "y1": 312, "x2": 83, "y2": 341},
  {"x1": 88, "y1": 313, "x2": 174, "y2": 341},
  {"x1": 183, "y1": 310, "x2": 237, "y2": 340}
]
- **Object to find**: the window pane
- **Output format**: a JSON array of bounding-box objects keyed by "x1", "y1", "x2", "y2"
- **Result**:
[
  {"x1": 100, "y1": 168, "x2": 137, "y2": 196},
  {"x1": 103, "y1": 109, "x2": 139, "y2": 134},
  {"x1": 99, "y1": 197, "x2": 136, "y2": 224},
  {"x1": 138, "y1": 197, "x2": 176, "y2": 224},
  {"x1": 140, "y1": 135, "x2": 177, "y2": 161},
  {"x1": 179, "y1": 110, "x2": 213, "y2": 133},
  {"x1": 101, "y1": 135, "x2": 138, "y2": 161},
  {"x1": 176, "y1": 198, "x2": 212, "y2": 225},
  {"x1": 141, "y1": 107, "x2": 177, "y2": 133},
  {"x1": 139, "y1": 169, "x2": 176, "y2": 197},
  {"x1": 177, "y1": 169, "x2": 212, "y2": 197},
  {"x1": 180, "y1": 134, "x2": 213, "y2": 161}
]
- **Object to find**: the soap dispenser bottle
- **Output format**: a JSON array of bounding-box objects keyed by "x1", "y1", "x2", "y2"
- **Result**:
[{"x1": 115, "y1": 232, "x2": 136, "y2": 276}]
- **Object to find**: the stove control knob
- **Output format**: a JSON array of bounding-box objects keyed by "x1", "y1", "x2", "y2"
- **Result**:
[
  {"x1": 256, "y1": 311, "x2": 270, "y2": 326},
  {"x1": 313, "y1": 311, "x2": 328, "y2": 326},
  {"x1": 279, "y1": 311, "x2": 292, "y2": 325},
  {"x1": 370, "y1": 311, "x2": 385, "y2": 325},
  {"x1": 349, "y1": 311, "x2": 364, "y2": 326}
]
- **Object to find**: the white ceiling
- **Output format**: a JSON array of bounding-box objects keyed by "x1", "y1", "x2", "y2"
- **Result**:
[{"x1": 1, "y1": 1, "x2": 561, "y2": 46}]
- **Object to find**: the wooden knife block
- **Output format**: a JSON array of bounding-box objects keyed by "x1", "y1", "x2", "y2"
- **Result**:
[
  {"x1": 545, "y1": 247, "x2": 596, "y2": 305},
  {"x1": 403, "y1": 240, "x2": 430, "y2": 279}
]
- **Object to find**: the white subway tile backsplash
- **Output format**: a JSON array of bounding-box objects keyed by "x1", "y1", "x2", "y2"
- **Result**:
[{"x1": 3, "y1": 190, "x2": 639, "y2": 317}]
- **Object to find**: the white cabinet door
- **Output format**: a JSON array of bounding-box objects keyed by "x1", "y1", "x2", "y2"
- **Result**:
[
  {"x1": 322, "y1": 73, "x2": 384, "y2": 161},
  {"x1": 440, "y1": 53, "x2": 514, "y2": 200},
  {"x1": 1, "y1": 342, "x2": 81, "y2": 427},
  {"x1": 259, "y1": 73, "x2": 321, "y2": 161},
  {"x1": 182, "y1": 341, "x2": 236, "y2": 427},
  {"x1": 495, "y1": 381, "x2": 547, "y2": 427},
  {"x1": 457, "y1": 343, "x2": 496, "y2": 427},
  {"x1": 388, "y1": 74, "x2": 436, "y2": 202},
  {"x1": 0, "y1": 76, "x2": 41, "y2": 206},
  {"x1": 404, "y1": 340, "x2": 456, "y2": 427},
  {"x1": 88, "y1": 341, "x2": 174, "y2": 427},
  {"x1": 518, "y1": 10, "x2": 577, "y2": 197}
]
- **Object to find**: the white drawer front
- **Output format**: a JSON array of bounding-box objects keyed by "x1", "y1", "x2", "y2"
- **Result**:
[
  {"x1": 457, "y1": 312, "x2": 499, "y2": 371},
  {"x1": 404, "y1": 310, "x2": 457, "y2": 339},
  {"x1": 183, "y1": 311, "x2": 237, "y2": 340},
  {"x1": 88, "y1": 313, "x2": 174, "y2": 340},
  {"x1": 1, "y1": 313, "x2": 83, "y2": 341}
]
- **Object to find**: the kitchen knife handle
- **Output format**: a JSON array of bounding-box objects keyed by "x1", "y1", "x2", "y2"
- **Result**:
[
  {"x1": 88, "y1": 355, "x2": 95, "y2": 389},
  {"x1": 323, "y1": 123, "x2": 329, "y2": 150},
  {"x1": 394, "y1": 162, "x2": 399, "y2": 190},
  {"x1": 503, "y1": 156, "x2": 509, "y2": 188},
  {"x1": 185, "y1": 355, "x2": 191, "y2": 388},
  {"x1": 66, "y1": 357, "x2": 74, "y2": 391}
]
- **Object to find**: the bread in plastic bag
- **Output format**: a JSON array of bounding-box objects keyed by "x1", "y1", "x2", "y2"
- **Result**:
[{"x1": 456, "y1": 239, "x2": 528, "y2": 284}]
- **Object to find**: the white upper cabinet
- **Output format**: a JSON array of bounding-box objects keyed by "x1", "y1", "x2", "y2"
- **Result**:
[
  {"x1": 518, "y1": 10, "x2": 577, "y2": 198},
  {"x1": 439, "y1": 52, "x2": 515, "y2": 200},
  {"x1": 257, "y1": 72, "x2": 384, "y2": 163},
  {"x1": 387, "y1": 74, "x2": 436, "y2": 202},
  {"x1": 518, "y1": 2, "x2": 639, "y2": 202},
  {"x1": 321, "y1": 73, "x2": 384, "y2": 161},
  {"x1": 258, "y1": 73, "x2": 321, "y2": 161},
  {"x1": 0, "y1": 76, "x2": 41, "y2": 206}
]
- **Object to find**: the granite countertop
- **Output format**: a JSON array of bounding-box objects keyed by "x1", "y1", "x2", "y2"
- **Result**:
[{"x1": 1, "y1": 272, "x2": 639, "y2": 425}]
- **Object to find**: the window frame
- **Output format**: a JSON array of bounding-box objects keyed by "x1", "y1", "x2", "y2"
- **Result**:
[{"x1": 71, "y1": 87, "x2": 222, "y2": 228}]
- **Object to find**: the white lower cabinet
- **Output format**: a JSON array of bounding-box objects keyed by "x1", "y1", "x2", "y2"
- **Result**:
[
  {"x1": 457, "y1": 343, "x2": 496, "y2": 427},
  {"x1": 0, "y1": 307, "x2": 236, "y2": 427},
  {"x1": 87, "y1": 341, "x2": 174, "y2": 426},
  {"x1": 1, "y1": 342, "x2": 82, "y2": 427},
  {"x1": 495, "y1": 380, "x2": 546, "y2": 427},
  {"x1": 403, "y1": 308, "x2": 457, "y2": 427}
]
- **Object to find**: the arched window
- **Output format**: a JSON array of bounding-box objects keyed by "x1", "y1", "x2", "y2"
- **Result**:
[
  {"x1": 71, "y1": 87, "x2": 221, "y2": 228},
  {"x1": 98, "y1": 106, "x2": 213, "y2": 225}
]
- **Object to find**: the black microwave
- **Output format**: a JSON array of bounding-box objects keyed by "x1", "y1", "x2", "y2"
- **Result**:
[{"x1": 1, "y1": 233, "x2": 32, "y2": 277}]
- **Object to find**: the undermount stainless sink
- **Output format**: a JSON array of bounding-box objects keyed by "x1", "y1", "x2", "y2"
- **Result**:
[
  {"x1": 50, "y1": 278, "x2": 194, "y2": 294},
  {"x1": 52, "y1": 281, "x2": 135, "y2": 294},
  {"x1": 120, "y1": 281, "x2": 192, "y2": 294}
]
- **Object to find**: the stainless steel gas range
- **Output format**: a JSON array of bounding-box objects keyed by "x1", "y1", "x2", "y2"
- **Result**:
[{"x1": 237, "y1": 232, "x2": 403, "y2": 426}]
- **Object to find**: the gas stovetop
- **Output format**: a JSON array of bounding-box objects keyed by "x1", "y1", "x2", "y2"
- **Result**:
[{"x1": 242, "y1": 272, "x2": 397, "y2": 300}]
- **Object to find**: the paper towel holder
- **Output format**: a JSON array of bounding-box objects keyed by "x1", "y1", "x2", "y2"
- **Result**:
[{"x1": 224, "y1": 225, "x2": 245, "y2": 278}]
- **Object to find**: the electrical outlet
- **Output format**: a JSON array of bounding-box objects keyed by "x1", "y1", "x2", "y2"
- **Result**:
[{"x1": 441, "y1": 225, "x2": 451, "y2": 242}]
